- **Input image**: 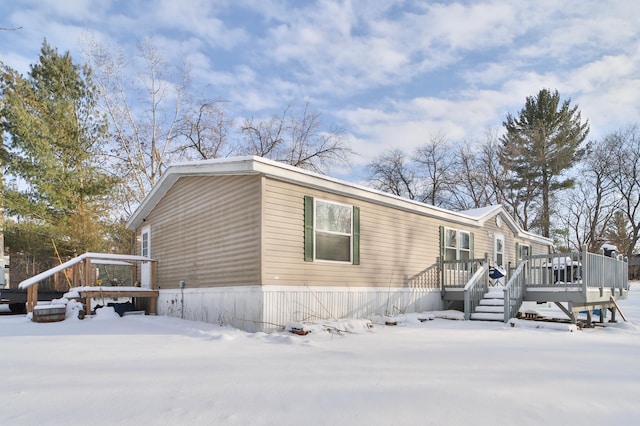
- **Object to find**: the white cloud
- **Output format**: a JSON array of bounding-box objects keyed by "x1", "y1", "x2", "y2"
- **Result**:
[
  {"x1": 419, "y1": 1, "x2": 521, "y2": 50},
  {"x1": 2, "y1": 0, "x2": 639, "y2": 177},
  {"x1": 338, "y1": 95, "x2": 495, "y2": 165},
  {"x1": 151, "y1": 0, "x2": 249, "y2": 50}
]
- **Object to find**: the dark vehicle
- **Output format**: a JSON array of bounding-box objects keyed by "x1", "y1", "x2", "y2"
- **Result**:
[{"x1": 1, "y1": 288, "x2": 66, "y2": 313}]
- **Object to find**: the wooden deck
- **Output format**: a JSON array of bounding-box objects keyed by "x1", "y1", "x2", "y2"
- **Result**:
[
  {"x1": 17, "y1": 253, "x2": 158, "y2": 316},
  {"x1": 442, "y1": 248, "x2": 630, "y2": 325},
  {"x1": 75, "y1": 286, "x2": 159, "y2": 315}
]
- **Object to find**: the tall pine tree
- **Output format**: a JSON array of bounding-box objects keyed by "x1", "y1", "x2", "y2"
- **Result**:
[
  {"x1": 499, "y1": 89, "x2": 589, "y2": 237},
  {"x1": 1, "y1": 40, "x2": 116, "y2": 261}
]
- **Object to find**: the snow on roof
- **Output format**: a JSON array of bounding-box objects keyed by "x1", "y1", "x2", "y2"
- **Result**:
[{"x1": 459, "y1": 205, "x2": 501, "y2": 218}]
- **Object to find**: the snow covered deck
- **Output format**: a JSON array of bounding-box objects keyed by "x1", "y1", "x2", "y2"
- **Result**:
[{"x1": 17, "y1": 253, "x2": 158, "y2": 315}]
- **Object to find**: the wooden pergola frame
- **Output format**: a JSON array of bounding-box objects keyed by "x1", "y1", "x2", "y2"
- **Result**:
[{"x1": 19, "y1": 253, "x2": 158, "y2": 315}]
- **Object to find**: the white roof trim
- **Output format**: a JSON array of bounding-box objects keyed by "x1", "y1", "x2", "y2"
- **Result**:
[
  {"x1": 126, "y1": 156, "x2": 552, "y2": 246},
  {"x1": 460, "y1": 205, "x2": 551, "y2": 245}
]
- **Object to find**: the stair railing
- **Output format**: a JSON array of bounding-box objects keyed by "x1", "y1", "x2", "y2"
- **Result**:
[
  {"x1": 463, "y1": 262, "x2": 490, "y2": 320},
  {"x1": 503, "y1": 259, "x2": 527, "y2": 322}
]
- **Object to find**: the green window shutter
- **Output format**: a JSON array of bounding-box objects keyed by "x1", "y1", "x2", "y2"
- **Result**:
[
  {"x1": 352, "y1": 206, "x2": 360, "y2": 265},
  {"x1": 304, "y1": 196, "x2": 314, "y2": 261},
  {"x1": 516, "y1": 242, "x2": 520, "y2": 261},
  {"x1": 439, "y1": 226, "x2": 445, "y2": 260},
  {"x1": 470, "y1": 232, "x2": 474, "y2": 259}
]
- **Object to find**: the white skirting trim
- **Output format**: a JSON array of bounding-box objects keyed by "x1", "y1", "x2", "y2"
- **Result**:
[{"x1": 156, "y1": 285, "x2": 442, "y2": 333}]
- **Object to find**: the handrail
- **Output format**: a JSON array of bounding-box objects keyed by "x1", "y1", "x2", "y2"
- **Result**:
[
  {"x1": 464, "y1": 263, "x2": 488, "y2": 291},
  {"x1": 463, "y1": 263, "x2": 489, "y2": 320},
  {"x1": 18, "y1": 252, "x2": 154, "y2": 289},
  {"x1": 503, "y1": 259, "x2": 527, "y2": 322}
]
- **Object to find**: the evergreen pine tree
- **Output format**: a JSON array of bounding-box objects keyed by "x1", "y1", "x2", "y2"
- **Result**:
[
  {"x1": 499, "y1": 89, "x2": 589, "y2": 237},
  {"x1": 1, "y1": 40, "x2": 116, "y2": 259}
]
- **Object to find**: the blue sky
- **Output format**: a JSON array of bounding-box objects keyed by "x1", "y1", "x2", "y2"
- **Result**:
[{"x1": 1, "y1": 0, "x2": 639, "y2": 180}]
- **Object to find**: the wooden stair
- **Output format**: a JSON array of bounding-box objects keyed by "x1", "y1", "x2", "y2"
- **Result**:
[{"x1": 470, "y1": 286, "x2": 505, "y2": 321}]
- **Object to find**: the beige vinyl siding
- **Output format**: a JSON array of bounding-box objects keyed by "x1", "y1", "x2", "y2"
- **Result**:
[
  {"x1": 142, "y1": 175, "x2": 262, "y2": 289},
  {"x1": 262, "y1": 178, "x2": 444, "y2": 288},
  {"x1": 262, "y1": 179, "x2": 551, "y2": 289},
  {"x1": 474, "y1": 218, "x2": 505, "y2": 264},
  {"x1": 474, "y1": 214, "x2": 550, "y2": 269}
]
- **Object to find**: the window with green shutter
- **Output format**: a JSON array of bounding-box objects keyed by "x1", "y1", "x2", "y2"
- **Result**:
[{"x1": 304, "y1": 196, "x2": 359, "y2": 264}]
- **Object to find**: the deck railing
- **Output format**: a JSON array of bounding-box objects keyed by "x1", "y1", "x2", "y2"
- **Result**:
[
  {"x1": 582, "y1": 249, "x2": 628, "y2": 296},
  {"x1": 443, "y1": 246, "x2": 628, "y2": 323},
  {"x1": 526, "y1": 246, "x2": 628, "y2": 292},
  {"x1": 525, "y1": 251, "x2": 583, "y2": 287},
  {"x1": 503, "y1": 260, "x2": 527, "y2": 322},
  {"x1": 441, "y1": 257, "x2": 488, "y2": 320},
  {"x1": 441, "y1": 257, "x2": 486, "y2": 289}
]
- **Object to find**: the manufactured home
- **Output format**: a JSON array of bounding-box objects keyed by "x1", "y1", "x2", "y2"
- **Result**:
[{"x1": 125, "y1": 156, "x2": 554, "y2": 332}]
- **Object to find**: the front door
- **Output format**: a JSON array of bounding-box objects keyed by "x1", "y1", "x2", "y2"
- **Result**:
[
  {"x1": 493, "y1": 233, "x2": 505, "y2": 284},
  {"x1": 141, "y1": 225, "x2": 151, "y2": 288}
]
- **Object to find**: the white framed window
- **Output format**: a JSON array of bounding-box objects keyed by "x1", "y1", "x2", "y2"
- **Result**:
[
  {"x1": 304, "y1": 196, "x2": 360, "y2": 264},
  {"x1": 141, "y1": 228, "x2": 150, "y2": 257},
  {"x1": 314, "y1": 199, "x2": 353, "y2": 262},
  {"x1": 140, "y1": 225, "x2": 151, "y2": 288},
  {"x1": 444, "y1": 228, "x2": 471, "y2": 261}
]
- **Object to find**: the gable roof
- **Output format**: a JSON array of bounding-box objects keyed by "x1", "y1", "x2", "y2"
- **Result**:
[{"x1": 126, "y1": 156, "x2": 552, "y2": 246}]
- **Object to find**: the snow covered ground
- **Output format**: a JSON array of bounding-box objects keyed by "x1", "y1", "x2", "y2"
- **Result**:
[{"x1": 2, "y1": 284, "x2": 640, "y2": 426}]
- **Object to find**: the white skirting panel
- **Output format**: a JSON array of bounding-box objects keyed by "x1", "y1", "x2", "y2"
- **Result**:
[
  {"x1": 157, "y1": 285, "x2": 442, "y2": 333},
  {"x1": 262, "y1": 286, "x2": 442, "y2": 332},
  {"x1": 156, "y1": 286, "x2": 265, "y2": 333}
]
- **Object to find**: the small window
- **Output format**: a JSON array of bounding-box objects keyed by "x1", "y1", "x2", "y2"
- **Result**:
[
  {"x1": 444, "y1": 229, "x2": 457, "y2": 261},
  {"x1": 141, "y1": 228, "x2": 150, "y2": 257}
]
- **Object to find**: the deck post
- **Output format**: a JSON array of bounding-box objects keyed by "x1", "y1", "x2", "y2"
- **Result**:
[
  {"x1": 543, "y1": 253, "x2": 550, "y2": 286},
  {"x1": 26, "y1": 284, "x2": 38, "y2": 313},
  {"x1": 130, "y1": 264, "x2": 136, "y2": 287},
  {"x1": 581, "y1": 245, "x2": 589, "y2": 299},
  {"x1": 463, "y1": 288, "x2": 470, "y2": 320},
  {"x1": 150, "y1": 261, "x2": 158, "y2": 315},
  {"x1": 83, "y1": 258, "x2": 92, "y2": 286},
  {"x1": 600, "y1": 248, "x2": 605, "y2": 297},
  {"x1": 73, "y1": 263, "x2": 79, "y2": 287},
  {"x1": 439, "y1": 256, "x2": 445, "y2": 296}
]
